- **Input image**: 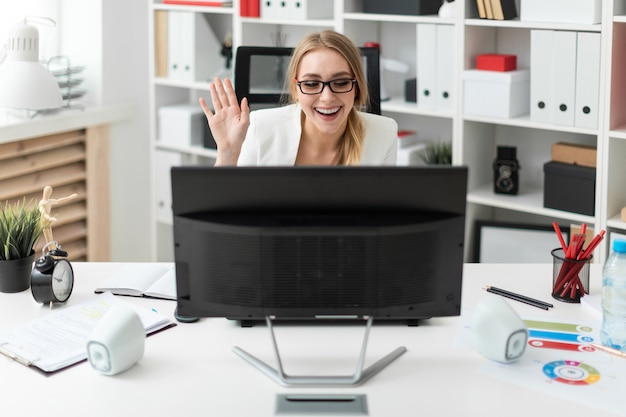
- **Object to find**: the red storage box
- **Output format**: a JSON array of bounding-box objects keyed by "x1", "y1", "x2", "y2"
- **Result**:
[{"x1": 476, "y1": 54, "x2": 517, "y2": 71}]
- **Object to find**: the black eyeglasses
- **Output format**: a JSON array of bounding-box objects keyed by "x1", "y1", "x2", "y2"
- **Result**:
[{"x1": 296, "y1": 78, "x2": 357, "y2": 95}]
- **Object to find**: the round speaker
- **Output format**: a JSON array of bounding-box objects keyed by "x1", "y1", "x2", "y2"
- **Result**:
[{"x1": 87, "y1": 305, "x2": 145, "y2": 375}]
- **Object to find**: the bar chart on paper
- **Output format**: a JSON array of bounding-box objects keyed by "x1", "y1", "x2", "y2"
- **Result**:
[{"x1": 524, "y1": 320, "x2": 596, "y2": 353}]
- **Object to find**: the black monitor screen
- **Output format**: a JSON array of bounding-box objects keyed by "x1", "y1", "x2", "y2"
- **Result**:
[
  {"x1": 171, "y1": 166, "x2": 467, "y2": 324},
  {"x1": 234, "y1": 46, "x2": 381, "y2": 114}
]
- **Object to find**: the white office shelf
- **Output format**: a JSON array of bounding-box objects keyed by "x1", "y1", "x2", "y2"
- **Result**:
[
  {"x1": 463, "y1": 113, "x2": 599, "y2": 136},
  {"x1": 148, "y1": 0, "x2": 626, "y2": 263},
  {"x1": 464, "y1": 17, "x2": 602, "y2": 32},
  {"x1": 153, "y1": 3, "x2": 234, "y2": 14},
  {"x1": 607, "y1": 214, "x2": 626, "y2": 231},
  {"x1": 609, "y1": 127, "x2": 626, "y2": 140},
  {"x1": 382, "y1": 97, "x2": 453, "y2": 118},
  {"x1": 241, "y1": 17, "x2": 336, "y2": 27},
  {"x1": 153, "y1": 77, "x2": 213, "y2": 91},
  {"x1": 343, "y1": 12, "x2": 453, "y2": 25},
  {"x1": 468, "y1": 184, "x2": 594, "y2": 224},
  {"x1": 156, "y1": 142, "x2": 217, "y2": 158}
]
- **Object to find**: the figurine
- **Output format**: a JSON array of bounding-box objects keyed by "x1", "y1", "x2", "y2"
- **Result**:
[{"x1": 38, "y1": 185, "x2": 78, "y2": 251}]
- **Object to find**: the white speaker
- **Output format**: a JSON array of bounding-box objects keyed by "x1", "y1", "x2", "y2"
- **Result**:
[
  {"x1": 471, "y1": 296, "x2": 528, "y2": 363},
  {"x1": 87, "y1": 305, "x2": 145, "y2": 375}
]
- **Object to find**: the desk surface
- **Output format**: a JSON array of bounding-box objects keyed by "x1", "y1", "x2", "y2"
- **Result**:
[{"x1": 0, "y1": 262, "x2": 623, "y2": 417}]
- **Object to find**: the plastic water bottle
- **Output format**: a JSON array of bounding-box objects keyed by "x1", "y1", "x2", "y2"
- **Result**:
[{"x1": 600, "y1": 239, "x2": 626, "y2": 351}]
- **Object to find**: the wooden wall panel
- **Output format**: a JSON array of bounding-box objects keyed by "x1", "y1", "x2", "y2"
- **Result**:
[{"x1": 0, "y1": 127, "x2": 109, "y2": 261}]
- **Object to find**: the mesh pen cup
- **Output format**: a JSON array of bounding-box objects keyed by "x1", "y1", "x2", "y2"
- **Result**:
[{"x1": 551, "y1": 248, "x2": 591, "y2": 303}]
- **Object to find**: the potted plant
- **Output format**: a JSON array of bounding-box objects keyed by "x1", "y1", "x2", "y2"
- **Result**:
[
  {"x1": 419, "y1": 141, "x2": 453, "y2": 165},
  {"x1": 0, "y1": 199, "x2": 46, "y2": 293}
]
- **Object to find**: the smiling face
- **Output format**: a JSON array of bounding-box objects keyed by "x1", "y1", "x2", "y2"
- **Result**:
[{"x1": 295, "y1": 47, "x2": 356, "y2": 141}]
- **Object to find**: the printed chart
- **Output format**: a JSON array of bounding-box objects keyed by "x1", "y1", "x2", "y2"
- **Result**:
[
  {"x1": 525, "y1": 319, "x2": 596, "y2": 354},
  {"x1": 542, "y1": 360, "x2": 601, "y2": 386},
  {"x1": 457, "y1": 312, "x2": 626, "y2": 415}
]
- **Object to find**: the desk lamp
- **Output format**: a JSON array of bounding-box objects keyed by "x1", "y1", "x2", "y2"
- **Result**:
[{"x1": 0, "y1": 17, "x2": 62, "y2": 111}]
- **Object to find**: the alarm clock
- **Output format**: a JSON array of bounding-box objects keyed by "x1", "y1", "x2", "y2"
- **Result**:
[{"x1": 31, "y1": 246, "x2": 74, "y2": 305}]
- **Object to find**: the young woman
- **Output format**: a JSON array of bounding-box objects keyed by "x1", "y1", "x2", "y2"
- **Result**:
[{"x1": 200, "y1": 30, "x2": 398, "y2": 166}]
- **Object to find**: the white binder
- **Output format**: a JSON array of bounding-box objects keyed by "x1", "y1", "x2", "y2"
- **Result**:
[
  {"x1": 417, "y1": 23, "x2": 437, "y2": 109},
  {"x1": 530, "y1": 30, "x2": 554, "y2": 123},
  {"x1": 551, "y1": 30, "x2": 577, "y2": 126},
  {"x1": 286, "y1": 0, "x2": 333, "y2": 20},
  {"x1": 167, "y1": 11, "x2": 221, "y2": 82},
  {"x1": 261, "y1": 0, "x2": 289, "y2": 19},
  {"x1": 575, "y1": 32, "x2": 601, "y2": 129},
  {"x1": 435, "y1": 24, "x2": 455, "y2": 111}
]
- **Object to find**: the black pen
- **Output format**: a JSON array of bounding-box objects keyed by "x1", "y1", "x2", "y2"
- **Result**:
[{"x1": 484, "y1": 286, "x2": 553, "y2": 310}]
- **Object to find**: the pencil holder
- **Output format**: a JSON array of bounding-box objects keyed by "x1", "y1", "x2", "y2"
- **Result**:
[{"x1": 551, "y1": 248, "x2": 591, "y2": 303}]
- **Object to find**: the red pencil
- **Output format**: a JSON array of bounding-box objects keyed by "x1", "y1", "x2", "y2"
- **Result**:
[{"x1": 552, "y1": 222, "x2": 568, "y2": 252}]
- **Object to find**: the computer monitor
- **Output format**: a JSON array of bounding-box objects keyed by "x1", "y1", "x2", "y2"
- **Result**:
[
  {"x1": 171, "y1": 166, "x2": 468, "y2": 326},
  {"x1": 234, "y1": 46, "x2": 382, "y2": 114}
]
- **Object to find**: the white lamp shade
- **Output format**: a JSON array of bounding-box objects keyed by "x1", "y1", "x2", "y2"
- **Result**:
[
  {"x1": 0, "y1": 61, "x2": 63, "y2": 110},
  {"x1": 0, "y1": 19, "x2": 63, "y2": 110}
]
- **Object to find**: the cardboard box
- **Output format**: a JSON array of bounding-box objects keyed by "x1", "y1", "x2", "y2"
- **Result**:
[
  {"x1": 521, "y1": 0, "x2": 601, "y2": 25},
  {"x1": 476, "y1": 54, "x2": 517, "y2": 72},
  {"x1": 544, "y1": 161, "x2": 596, "y2": 216},
  {"x1": 463, "y1": 69, "x2": 530, "y2": 118},
  {"x1": 158, "y1": 103, "x2": 206, "y2": 147},
  {"x1": 363, "y1": 0, "x2": 441, "y2": 15},
  {"x1": 551, "y1": 142, "x2": 597, "y2": 168}
]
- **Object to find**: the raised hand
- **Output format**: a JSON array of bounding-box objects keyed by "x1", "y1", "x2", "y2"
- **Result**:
[{"x1": 199, "y1": 77, "x2": 250, "y2": 166}]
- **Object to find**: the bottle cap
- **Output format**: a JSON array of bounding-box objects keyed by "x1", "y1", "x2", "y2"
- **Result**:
[{"x1": 613, "y1": 239, "x2": 626, "y2": 253}]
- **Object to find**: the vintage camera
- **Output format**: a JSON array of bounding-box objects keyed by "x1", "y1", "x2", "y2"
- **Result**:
[{"x1": 493, "y1": 146, "x2": 520, "y2": 195}]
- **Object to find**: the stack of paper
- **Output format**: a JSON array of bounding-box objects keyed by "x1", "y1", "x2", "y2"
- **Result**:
[{"x1": 0, "y1": 292, "x2": 173, "y2": 373}]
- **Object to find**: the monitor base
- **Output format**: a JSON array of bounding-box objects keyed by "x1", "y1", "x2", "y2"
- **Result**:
[{"x1": 232, "y1": 316, "x2": 407, "y2": 387}]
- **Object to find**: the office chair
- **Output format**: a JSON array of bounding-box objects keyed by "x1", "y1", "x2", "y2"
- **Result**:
[{"x1": 234, "y1": 46, "x2": 381, "y2": 115}]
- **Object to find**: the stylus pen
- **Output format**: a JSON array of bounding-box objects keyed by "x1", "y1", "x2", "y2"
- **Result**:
[
  {"x1": 484, "y1": 286, "x2": 553, "y2": 310},
  {"x1": 590, "y1": 343, "x2": 626, "y2": 359}
]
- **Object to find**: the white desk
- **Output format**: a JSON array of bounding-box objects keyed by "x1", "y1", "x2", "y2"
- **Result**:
[{"x1": 0, "y1": 262, "x2": 623, "y2": 417}]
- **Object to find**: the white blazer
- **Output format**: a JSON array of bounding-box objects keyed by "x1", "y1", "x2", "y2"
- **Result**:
[{"x1": 237, "y1": 104, "x2": 398, "y2": 166}]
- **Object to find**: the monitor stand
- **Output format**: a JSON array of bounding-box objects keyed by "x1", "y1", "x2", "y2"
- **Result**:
[{"x1": 232, "y1": 316, "x2": 407, "y2": 387}]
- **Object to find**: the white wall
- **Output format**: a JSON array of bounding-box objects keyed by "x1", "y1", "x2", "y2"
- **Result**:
[
  {"x1": 100, "y1": 0, "x2": 152, "y2": 261},
  {"x1": 72, "y1": 0, "x2": 152, "y2": 261}
]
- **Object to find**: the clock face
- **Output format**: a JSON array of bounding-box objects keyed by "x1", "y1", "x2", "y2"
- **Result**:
[{"x1": 51, "y1": 260, "x2": 73, "y2": 302}]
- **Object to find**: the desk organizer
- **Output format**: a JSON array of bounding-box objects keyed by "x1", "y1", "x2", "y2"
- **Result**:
[{"x1": 47, "y1": 56, "x2": 86, "y2": 109}]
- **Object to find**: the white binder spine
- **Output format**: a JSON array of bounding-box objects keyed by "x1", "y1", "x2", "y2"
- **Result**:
[
  {"x1": 167, "y1": 12, "x2": 221, "y2": 82},
  {"x1": 530, "y1": 29, "x2": 554, "y2": 124},
  {"x1": 417, "y1": 23, "x2": 437, "y2": 109},
  {"x1": 574, "y1": 32, "x2": 601, "y2": 129},
  {"x1": 435, "y1": 24, "x2": 455, "y2": 111},
  {"x1": 551, "y1": 30, "x2": 577, "y2": 126}
]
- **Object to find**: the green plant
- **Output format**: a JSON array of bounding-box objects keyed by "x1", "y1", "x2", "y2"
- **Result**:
[
  {"x1": 419, "y1": 141, "x2": 452, "y2": 165},
  {"x1": 0, "y1": 199, "x2": 45, "y2": 261}
]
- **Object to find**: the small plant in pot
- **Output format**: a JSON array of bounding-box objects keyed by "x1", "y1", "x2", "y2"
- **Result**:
[
  {"x1": 419, "y1": 141, "x2": 452, "y2": 165},
  {"x1": 0, "y1": 199, "x2": 47, "y2": 293}
]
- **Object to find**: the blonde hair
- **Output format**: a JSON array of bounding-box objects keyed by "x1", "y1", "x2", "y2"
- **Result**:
[{"x1": 284, "y1": 30, "x2": 369, "y2": 165}]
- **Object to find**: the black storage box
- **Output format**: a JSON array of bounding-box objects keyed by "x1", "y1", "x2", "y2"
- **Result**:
[
  {"x1": 543, "y1": 161, "x2": 596, "y2": 216},
  {"x1": 363, "y1": 0, "x2": 442, "y2": 15},
  {"x1": 405, "y1": 78, "x2": 417, "y2": 102}
]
